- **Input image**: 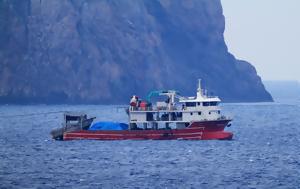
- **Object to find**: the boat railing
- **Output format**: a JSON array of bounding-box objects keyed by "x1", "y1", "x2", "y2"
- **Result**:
[
  {"x1": 130, "y1": 106, "x2": 178, "y2": 112},
  {"x1": 130, "y1": 107, "x2": 153, "y2": 111}
]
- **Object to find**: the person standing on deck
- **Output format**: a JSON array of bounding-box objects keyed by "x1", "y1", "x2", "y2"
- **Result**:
[{"x1": 130, "y1": 95, "x2": 138, "y2": 110}]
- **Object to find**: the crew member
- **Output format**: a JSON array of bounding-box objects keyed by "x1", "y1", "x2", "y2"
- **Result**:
[{"x1": 130, "y1": 95, "x2": 138, "y2": 110}]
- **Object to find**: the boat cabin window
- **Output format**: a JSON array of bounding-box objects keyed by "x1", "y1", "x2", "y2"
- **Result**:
[
  {"x1": 186, "y1": 102, "x2": 196, "y2": 107},
  {"x1": 203, "y1": 102, "x2": 219, "y2": 106},
  {"x1": 210, "y1": 102, "x2": 218, "y2": 106},
  {"x1": 198, "y1": 112, "x2": 201, "y2": 115}
]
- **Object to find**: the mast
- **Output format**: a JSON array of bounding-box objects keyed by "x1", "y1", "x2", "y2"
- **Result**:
[{"x1": 197, "y1": 79, "x2": 202, "y2": 98}]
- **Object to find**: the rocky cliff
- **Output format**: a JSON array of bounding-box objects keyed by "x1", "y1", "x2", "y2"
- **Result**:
[{"x1": 0, "y1": 0, "x2": 273, "y2": 104}]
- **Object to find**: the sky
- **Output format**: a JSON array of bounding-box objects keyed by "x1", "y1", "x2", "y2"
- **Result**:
[{"x1": 221, "y1": 0, "x2": 300, "y2": 82}]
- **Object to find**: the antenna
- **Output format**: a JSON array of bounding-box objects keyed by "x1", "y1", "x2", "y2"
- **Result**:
[
  {"x1": 198, "y1": 79, "x2": 202, "y2": 91},
  {"x1": 197, "y1": 79, "x2": 203, "y2": 98}
]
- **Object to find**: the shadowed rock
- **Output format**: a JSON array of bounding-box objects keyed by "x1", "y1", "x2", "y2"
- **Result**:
[{"x1": 0, "y1": 0, "x2": 273, "y2": 104}]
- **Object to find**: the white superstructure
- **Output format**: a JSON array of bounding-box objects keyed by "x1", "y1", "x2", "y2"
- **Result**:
[
  {"x1": 128, "y1": 79, "x2": 226, "y2": 129},
  {"x1": 178, "y1": 79, "x2": 222, "y2": 122}
]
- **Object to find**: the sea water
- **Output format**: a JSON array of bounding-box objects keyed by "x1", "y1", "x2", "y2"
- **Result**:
[{"x1": 0, "y1": 102, "x2": 300, "y2": 188}]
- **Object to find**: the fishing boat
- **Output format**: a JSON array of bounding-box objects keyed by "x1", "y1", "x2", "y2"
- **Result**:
[
  {"x1": 52, "y1": 79, "x2": 233, "y2": 140},
  {"x1": 50, "y1": 112, "x2": 95, "y2": 140}
]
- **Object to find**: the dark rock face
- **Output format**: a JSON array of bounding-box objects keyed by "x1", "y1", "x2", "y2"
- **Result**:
[{"x1": 0, "y1": 0, "x2": 272, "y2": 104}]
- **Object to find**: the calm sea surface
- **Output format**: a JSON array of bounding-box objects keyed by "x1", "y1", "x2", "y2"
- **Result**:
[{"x1": 1, "y1": 101, "x2": 300, "y2": 189}]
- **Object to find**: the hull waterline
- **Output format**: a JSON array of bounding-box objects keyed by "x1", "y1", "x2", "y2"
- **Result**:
[{"x1": 63, "y1": 120, "x2": 233, "y2": 141}]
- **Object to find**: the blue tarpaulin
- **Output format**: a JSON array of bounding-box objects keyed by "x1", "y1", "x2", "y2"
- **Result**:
[{"x1": 89, "y1": 122, "x2": 128, "y2": 131}]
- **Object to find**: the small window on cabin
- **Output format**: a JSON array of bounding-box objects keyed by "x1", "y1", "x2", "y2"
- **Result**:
[
  {"x1": 197, "y1": 102, "x2": 201, "y2": 106},
  {"x1": 209, "y1": 112, "x2": 211, "y2": 115},
  {"x1": 198, "y1": 112, "x2": 201, "y2": 115},
  {"x1": 186, "y1": 102, "x2": 196, "y2": 107},
  {"x1": 190, "y1": 112, "x2": 193, "y2": 115},
  {"x1": 203, "y1": 102, "x2": 209, "y2": 106},
  {"x1": 203, "y1": 102, "x2": 218, "y2": 106},
  {"x1": 218, "y1": 111, "x2": 221, "y2": 114},
  {"x1": 210, "y1": 102, "x2": 218, "y2": 106}
]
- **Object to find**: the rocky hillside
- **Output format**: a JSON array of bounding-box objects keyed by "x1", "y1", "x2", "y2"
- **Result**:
[{"x1": 0, "y1": 0, "x2": 273, "y2": 104}]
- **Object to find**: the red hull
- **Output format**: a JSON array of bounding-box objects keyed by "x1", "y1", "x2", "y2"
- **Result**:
[{"x1": 63, "y1": 120, "x2": 232, "y2": 141}]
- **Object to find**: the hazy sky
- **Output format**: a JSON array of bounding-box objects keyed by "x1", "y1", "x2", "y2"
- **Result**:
[{"x1": 221, "y1": 0, "x2": 300, "y2": 81}]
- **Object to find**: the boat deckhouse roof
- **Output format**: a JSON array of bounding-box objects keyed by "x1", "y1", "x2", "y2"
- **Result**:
[
  {"x1": 146, "y1": 79, "x2": 221, "y2": 104},
  {"x1": 179, "y1": 79, "x2": 221, "y2": 103},
  {"x1": 179, "y1": 96, "x2": 221, "y2": 103}
]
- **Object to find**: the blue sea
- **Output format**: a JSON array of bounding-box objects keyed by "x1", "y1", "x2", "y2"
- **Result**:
[{"x1": 1, "y1": 101, "x2": 300, "y2": 189}]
